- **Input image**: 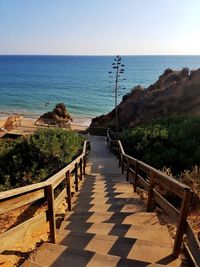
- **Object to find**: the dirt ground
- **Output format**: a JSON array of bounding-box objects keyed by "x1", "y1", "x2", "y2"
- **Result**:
[{"x1": 0, "y1": 201, "x2": 67, "y2": 267}]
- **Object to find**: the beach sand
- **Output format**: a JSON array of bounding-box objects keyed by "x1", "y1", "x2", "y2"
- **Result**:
[{"x1": 0, "y1": 115, "x2": 92, "y2": 136}]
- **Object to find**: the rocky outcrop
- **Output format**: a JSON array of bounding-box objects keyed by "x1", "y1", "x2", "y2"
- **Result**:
[
  {"x1": 35, "y1": 103, "x2": 73, "y2": 128},
  {"x1": 90, "y1": 68, "x2": 200, "y2": 129}
]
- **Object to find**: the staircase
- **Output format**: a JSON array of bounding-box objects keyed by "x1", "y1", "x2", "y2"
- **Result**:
[{"x1": 23, "y1": 136, "x2": 181, "y2": 267}]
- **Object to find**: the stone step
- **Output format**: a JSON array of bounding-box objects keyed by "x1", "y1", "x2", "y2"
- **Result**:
[
  {"x1": 55, "y1": 229, "x2": 175, "y2": 263},
  {"x1": 64, "y1": 211, "x2": 160, "y2": 225},
  {"x1": 29, "y1": 242, "x2": 150, "y2": 267},
  {"x1": 60, "y1": 221, "x2": 171, "y2": 244}
]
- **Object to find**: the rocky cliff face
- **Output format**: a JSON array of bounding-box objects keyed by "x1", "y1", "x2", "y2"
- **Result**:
[{"x1": 90, "y1": 68, "x2": 200, "y2": 129}]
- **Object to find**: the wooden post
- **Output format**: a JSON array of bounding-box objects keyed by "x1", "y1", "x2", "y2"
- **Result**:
[
  {"x1": 173, "y1": 189, "x2": 193, "y2": 257},
  {"x1": 80, "y1": 158, "x2": 83, "y2": 180},
  {"x1": 119, "y1": 152, "x2": 121, "y2": 167},
  {"x1": 116, "y1": 143, "x2": 120, "y2": 159},
  {"x1": 126, "y1": 159, "x2": 130, "y2": 182},
  {"x1": 146, "y1": 170, "x2": 155, "y2": 212},
  {"x1": 113, "y1": 141, "x2": 115, "y2": 155},
  {"x1": 121, "y1": 155, "x2": 124, "y2": 174},
  {"x1": 46, "y1": 185, "x2": 56, "y2": 243},
  {"x1": 115, "y1": 141, "x2": 118, "y2": 156},
  {"x1": 66, "y1": 170, "x2": 72, "y2": 211},
  {"x1": 133, "y1": 162, "x2": 139, "y2": 192},
  {"x1": 83, "y1": 156, "x2": 86, "y2": 175},
  {"x1": 110, "y1": 141, "x2": 113, "y2": 153},
  {"x1": 112, "y1": 141, "x2": 115, "y2": 154},
  {"x1": 74, "y1": 163, "x2": 78, "y2": 192}
]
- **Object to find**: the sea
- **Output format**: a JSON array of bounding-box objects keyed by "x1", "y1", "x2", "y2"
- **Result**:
[{"x1": 0, "y1": 55, "x2": 200, "y2": 124}]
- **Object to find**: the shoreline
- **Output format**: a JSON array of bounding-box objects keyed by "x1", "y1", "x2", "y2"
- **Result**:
[
  {"x1": 0, "y1": 113, "x2": 93, "y2": 136},
  {"x1": 0, "y1": 112, "x2": 93, "y2": 126}
]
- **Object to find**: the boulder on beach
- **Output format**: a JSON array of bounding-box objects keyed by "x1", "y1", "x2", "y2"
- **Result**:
[{"x1": 35, "y1": 103, "x2": 73, "y2": 128}]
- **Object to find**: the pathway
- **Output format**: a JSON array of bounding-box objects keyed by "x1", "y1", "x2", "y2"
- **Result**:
[{"x1": 23, "y1": 135, "x2": 181, "y2": 267}]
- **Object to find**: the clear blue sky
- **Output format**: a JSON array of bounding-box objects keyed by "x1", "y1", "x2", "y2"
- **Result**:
[{"x1": 0, "y1": 0, "x2": 199, "y2": 55}]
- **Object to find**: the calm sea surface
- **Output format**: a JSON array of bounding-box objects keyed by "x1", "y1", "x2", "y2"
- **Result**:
[{"x1": 0, "y1": 55, "x2": 199, "y2": 120}]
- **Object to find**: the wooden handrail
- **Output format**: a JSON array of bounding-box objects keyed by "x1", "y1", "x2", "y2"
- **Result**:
[
  {"x1": 0, "y1": 140, "x2": 90, "y2": 250},
  {"x1": 107, "y1": 129, "x2": 199, "y2": 262}
]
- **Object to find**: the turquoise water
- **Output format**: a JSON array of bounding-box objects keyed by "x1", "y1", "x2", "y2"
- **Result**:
[{"x1": 0, "y1": 55, "x2": 199, "y2": 119}]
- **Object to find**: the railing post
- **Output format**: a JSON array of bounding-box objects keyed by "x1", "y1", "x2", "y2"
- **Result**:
[
  {"x1": 66, "y1": 170, "x2": 72, "y2": 211},
  {"x1": 119, "y1": 152, "x2": 121, "y2": 167},
  {"x1": 80, "y1": 158, "x2": 83, "y2": 180},
  {"x1": 133, "y1": 161, "x2": 139, "y2": 192},
  {"x1": 116, "y1": 143, "x2": 120, "y2": 159},
  {"x1": 115, "y1": 141, "x2": 118, "y2": 156},
  {"x1": 146, "y1": 170, "x2": 155, "y2": 212},
  {"x1": 74, "y1": 163, "x2": 78, "y2": 192},
  {"x1": 110, "y1": 141, "x2": 113, "y2": 153},
  {"x1": 46, "y1": 184, "x2": 56, "y2": 243},
  {"x1": 126, "y1": 159, "x2": 129, "y2": 181},
  {"x1": 173, "y1": 189, "x2": 193, "y2": 257},
  {"x1": 121, "y1": 155, "x2": 124, "y2": 174},
  {"x1": 83, "y1": 156, "x2": 86, "y2": 175}
]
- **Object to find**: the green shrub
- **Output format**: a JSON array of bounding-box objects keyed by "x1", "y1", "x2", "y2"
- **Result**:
[
  {"x1": 0, "y1": 129, "x2": 84, "y2": 191},
  {"x1": 120, "y1": 116, "x2": 200, "y2": 175}
]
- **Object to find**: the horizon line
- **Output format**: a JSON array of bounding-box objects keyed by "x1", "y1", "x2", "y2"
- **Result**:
[{"x1": 0, "y1": 54, "x2": 200, "y2": 57}]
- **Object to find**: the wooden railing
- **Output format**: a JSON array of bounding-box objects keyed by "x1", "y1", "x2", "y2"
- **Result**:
[
  {"x1": 107, "y1": 129, "x2": 200, "y2": 264},
  {"x1": 0, "y1": 140, "x2": 90, "y2": 250}
]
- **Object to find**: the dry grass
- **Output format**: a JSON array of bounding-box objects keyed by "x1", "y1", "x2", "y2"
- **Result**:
[
  {"x1": 180, "y1": 165, "x2": 200, "y2": 199},
  {"x1": 161, "y1": 166, "x2": 200, "y2": 239}
]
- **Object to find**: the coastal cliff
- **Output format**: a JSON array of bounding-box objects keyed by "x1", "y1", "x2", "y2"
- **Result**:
[{"x1": 90, "y1": 68, "x2": 200, "y2": 129}]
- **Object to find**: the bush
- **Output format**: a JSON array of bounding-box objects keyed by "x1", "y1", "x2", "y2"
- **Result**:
[
  {"x1": 0, "y1": 129, "x2": 84, "y2": 191},
  {"x1": 120, "y1": 116, "x2": 200, "y2": 175}
]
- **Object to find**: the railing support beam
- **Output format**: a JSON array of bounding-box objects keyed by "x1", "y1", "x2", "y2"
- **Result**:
[
  {"x1": 146, "y1": 170, "x2": 155, "y2": 212},
  {"x1": 46, "y1": 185, "x2": 56, "y2": 243},
  {"x1": 80, "y1": 158, "x2": 83, "y2": 180},
  {"x1": 173, "y1": 189, "x2": 193, "y2": 257},
  {"x1": 74, "y1": 163, "x2": 78, "y2": 192},
  {"x1": 66, "y1": 170, "x2": 72, "y2": 211},
  {"x1": 133, "y1": 162, "x2": 139, "y2": 192}
]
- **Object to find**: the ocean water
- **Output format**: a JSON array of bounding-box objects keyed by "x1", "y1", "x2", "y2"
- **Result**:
[{"x1": 0, "y1": 55, "x2": 199, "y2": 121}]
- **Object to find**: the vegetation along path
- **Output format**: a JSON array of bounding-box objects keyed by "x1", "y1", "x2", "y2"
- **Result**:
[{"x1": 24, "y1": 135, "x2": 181, "y2": 267}]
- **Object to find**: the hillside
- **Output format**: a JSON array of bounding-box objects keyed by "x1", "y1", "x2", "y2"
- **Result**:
[{"x1": 90, "y1": 68, "x2": 200, "y2": 129}]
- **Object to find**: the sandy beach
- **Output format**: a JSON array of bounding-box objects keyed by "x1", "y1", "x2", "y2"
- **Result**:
[{"x1": 0, "y1": 114, "x2": 92, "y2": 137}]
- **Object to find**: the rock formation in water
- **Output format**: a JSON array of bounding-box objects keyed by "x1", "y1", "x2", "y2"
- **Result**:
[
  {"x1": 35, "y1": 103, "x2": 73, "y2": 128},
  {"x1": 90, "y1": 68, "x2": 200, "y2": 129}
]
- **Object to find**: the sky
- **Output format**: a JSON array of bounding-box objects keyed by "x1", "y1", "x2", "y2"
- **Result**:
[{"x1": 0, "y1": 0, "x2": 200, "y2": 55}]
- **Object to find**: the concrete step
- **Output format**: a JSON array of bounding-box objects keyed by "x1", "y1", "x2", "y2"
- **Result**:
[
  {"x1": 79, "y1": 180, "x2": 132, "y2": 186},
  {"x1": 30, "y1": 242, "x2": 150, "y2": 267},
  {"x1": 74, "y1": 191, "x2": 136, "y2": 199},
  {"x1": 23, "y1": 259, "x2": 178, "y2": 267},
  {"x1": 78, "y1": 189, "x2": 133, "y2": 195},
  {"x1": 64, "y1": 211, "x2": 160, "y2": 225},
  {"x1": 79, "y1": 176, "x2": 128, "y2": 183},
  {"x1": 60, "y1": 221, "x2": 171, "y2": 244},
  {"x1": 72, "y1": 195, "x2": 144, "y2": 205},
  {"x1": 55, "y1": 229, "x2": 176, "y2": 263},
  {"x1": 22, "y1": 261, "x2": 43, "y2": 267},
  {"x1": 71, "y1": 202, "x2": 145, "y2": 212}
]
